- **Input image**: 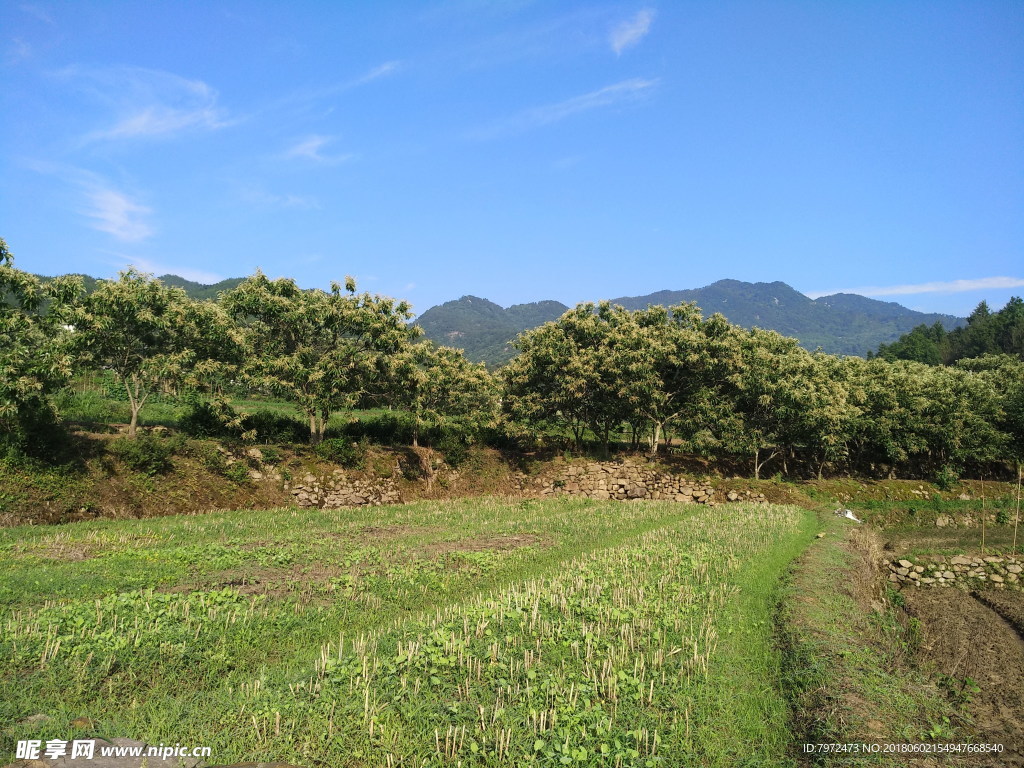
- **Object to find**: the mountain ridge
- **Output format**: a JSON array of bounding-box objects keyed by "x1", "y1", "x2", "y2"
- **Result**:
[
  {"x1": 416, "y1": 279, "x2": 964, "y2": 364},
  {"x1": 31, "y1": 272, "x2": 965, "y2": 365}
]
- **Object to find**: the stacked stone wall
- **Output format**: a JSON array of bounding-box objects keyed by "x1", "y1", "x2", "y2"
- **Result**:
[
  {"x1": 288, "y1": 469, "x2": 401, "y2": 509},
  {"x1": 887, "y1": 554, "x2": 1022, "y2": 590},
  {"x1": 534, "y1": 461, "x2": 767, "y2": 505}
]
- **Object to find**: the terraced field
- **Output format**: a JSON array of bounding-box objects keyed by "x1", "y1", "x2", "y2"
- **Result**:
[{"x1": 1, "y1": 499, "x2": 818, "y2": 766}]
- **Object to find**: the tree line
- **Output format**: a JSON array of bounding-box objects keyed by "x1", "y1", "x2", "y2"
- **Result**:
[
  {"x1": 3, "y1": 240, "x2": 1022, "y2": 481},
  {"x1": 872, "y1": 297, "x2": 1024, "y2": 365}
]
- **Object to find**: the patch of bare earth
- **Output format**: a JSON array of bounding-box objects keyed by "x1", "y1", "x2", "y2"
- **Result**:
[
  {"x1": 27, "y1": 543, "x2": 93, "y2": 561},
  {"x1": 162, "y1": 530, "x2": 543, "y2": 601},
  {"x1": 903, "y1": 587, "x2": 1024, "y2": 765},
  {"x1": 165, "y1": 561, "x2": 351, "y2": 601},
  {"x1": 418, "y1": 533, "x2": 544, "y2": 558}
]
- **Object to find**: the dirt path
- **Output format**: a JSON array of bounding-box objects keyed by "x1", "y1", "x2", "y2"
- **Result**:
[{"x1": 903, "y1": 588, "x2": 1024, "y2": 766}]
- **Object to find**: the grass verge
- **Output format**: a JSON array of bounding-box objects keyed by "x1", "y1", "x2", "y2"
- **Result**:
[{"x1": 778, "y1": 513, "x2": 964, "y2": 766}]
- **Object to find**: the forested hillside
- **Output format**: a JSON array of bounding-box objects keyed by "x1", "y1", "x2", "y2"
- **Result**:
[
  {"x1": 874, "y1": 297, "x2": 1024, "y2": 364},
  {"x1": 607, "y1": 280, "x2": 963, "y2": 356},
  {"x1": 414, "y1": 296, "x2": 570, "y2": 366},
  {"x1": 417, "y1": 280, "x2": 963, "y2": 364}
]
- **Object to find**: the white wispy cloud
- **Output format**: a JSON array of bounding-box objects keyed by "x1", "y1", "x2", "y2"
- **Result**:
[
  {"x1": 470, "y1": 77, "x2": 658, "y2": 139},
  {"x1": 5, "y1": 38, "x2": 33, "y2": 65},
  {"x1": 283, "y1": 135, "x2": 354, "y2": 165},
  {"x1": 806, "y1": 276, "x2": 1024, "y2": 299},
  {"x1": 352, "y1": 60, "x2": 401, "y2": 86},
  {"x1": 58, "y1": 66, "x2": 232, "y2": 141},
  {"x1": 80, "y1": 183, "x2": 153, "y2": 242},
  {"x1": 267, "y1": 60, "x2": 402, "y2": 114},
  {"x1": 609, "y1": 9, "x2": 655, "y2": 55},
  {"x1": 25, "y1": 161, "x2": 155, "y2": 242},
  {"x1": 20, "y1": 4, "x2": 54, "y2": 24},
  {"x1": 239, "y1": 185, "x2": 321, "y2": 210}
]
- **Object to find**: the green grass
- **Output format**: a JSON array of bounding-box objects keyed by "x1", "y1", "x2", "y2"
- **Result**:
[
  {"x1": 1, "y1": 499, "x2": 816, "y2": 767},
  {"x1": 778, "y1": 515, "x2": 963, "y2": 765},
  {"x1": 52, "y1": 388, "x2": 188, "y2": 428}
]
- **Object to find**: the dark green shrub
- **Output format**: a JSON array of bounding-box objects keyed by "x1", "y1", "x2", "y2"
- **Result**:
[
  {"x1": 182, "y1": 439, "x2": 228, "y2": 473},
  {"x1": 935, "y1": 465, "x2": 960, "y2": 491},
  {"x1": 179, "y1": 400, "x2": 234, "y2": 438},
  {"x1": 223, "y1": 462, "x2": 251, "y2": 484},
  {"x1": 314, "y1": 437, "x2": 367, "y2": 469},
  {"x1": 242, "y1": 410, "x2": 308, "y2": 444},
  {"x1": 109, "y1": 435, "x2": 174, "y2": 475},
  {"x1": 337, "y1": 412, "x2": 415, "y2": 446},
  {"x1": 259, "y1": 446, "x2": 282, "y2": 464},
  {"x1": 1, "y1": 398, "x2": 73, "y2": 464},
  {"x1": 435, "y1": 425, "x2": 471, "y2": 467}
]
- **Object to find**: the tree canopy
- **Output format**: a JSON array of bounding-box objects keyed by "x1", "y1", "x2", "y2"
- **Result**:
[
  {"x1": 56, "y1": 269, "x2": 241, "y2": 436},
  {"x1": 222, "y1": 272, "x2": 419, "y2": 443},
  {"x1": 875, "y1": 298, "x2": 1024, "y2": 365}
]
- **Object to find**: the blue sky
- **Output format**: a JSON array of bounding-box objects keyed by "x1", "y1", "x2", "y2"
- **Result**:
[{"x1": 2, "y1": 1, "x2": 1022, "y2": 318}]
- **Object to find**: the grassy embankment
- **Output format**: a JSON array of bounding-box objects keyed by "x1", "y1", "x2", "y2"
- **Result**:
[
  {"x1": 4, "y1": 498, "x2": 817, "y2": 767},
  {"x1": 779, "y1": 514, "x2": 968, "y2": 767}
]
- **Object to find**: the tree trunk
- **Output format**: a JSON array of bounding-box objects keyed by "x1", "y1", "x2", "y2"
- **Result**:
[
  {"x1": 308, "y1": 413, "x2": 319, "y2": 444},
  {"x1": 124, "y1": 374, "x2": 147, "y2": 437},
  {"x1": 650, "y1": 422, "x2": 662, "y2": 458},
  {"x1": 754, "y1": 447, "x2": 778, "y2": 480}
]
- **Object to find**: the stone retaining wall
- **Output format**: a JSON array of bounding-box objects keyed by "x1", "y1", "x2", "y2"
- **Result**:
[
  {"x1": 288, "y1": 469, "x2": 401, "y2": 509},
  {"x1": 284, "y1": 458, "x2": 772, "y2": 510},
  {"x1": 534, "y1": 461, "x2": 768, "y2": 505},
  {"x1": 888, "y1": 554, "x2": 1023, "y2": 590}
]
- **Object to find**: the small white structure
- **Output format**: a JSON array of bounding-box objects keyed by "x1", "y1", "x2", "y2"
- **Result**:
[{"x1": 834, "y1": 508, "x2": 862, "y2": 523}]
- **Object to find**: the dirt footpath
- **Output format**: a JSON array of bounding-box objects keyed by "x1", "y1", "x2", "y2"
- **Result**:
[{"x1": 903, "y1": 587, "x2": 1024, "y2": 766}]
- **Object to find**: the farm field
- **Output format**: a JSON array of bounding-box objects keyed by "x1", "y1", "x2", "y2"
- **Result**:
[{"x1": 2, "y1": 498, "x2": 819, "y2": 767}]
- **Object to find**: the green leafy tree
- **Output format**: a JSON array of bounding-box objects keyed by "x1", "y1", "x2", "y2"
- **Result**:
[
  {"x1": 721, "y1": 328, "x2": 824, "y2": 479},
  {"x1": 917, "y1": 364, "x2": 1004, "y2": 475},
  {"x1": 613, "y1": 303, "x2": 741, "y2": 457},
  {"x1": 0, "y1": 239, "x2": 79, "y2": 453},
  {"x1": 875, "y1": 322, "x2": 947, "y2": 365},
  {"x1": 801, "y1": 353, "x2": 857, "y2": 478},
  {"x1": 57, "y1": 269, "x2": 240, "y2": 436},
  {"x1": 391, "y1": 342, "x2": 499, "y2": 447},
  {"x1": 222, "y1": 272, "x2": 418, "y2": 444},
  {"x1": 839, "y1": 358, "x2": 929, "y2": 475},
  {"x1": 503, "y1": 303, "x2": 638, "y2": 456},
  {"x1": 956, "y1": 354, "x2": 1024, "y2": 468}
]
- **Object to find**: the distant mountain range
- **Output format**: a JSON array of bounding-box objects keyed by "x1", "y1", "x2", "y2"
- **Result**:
[
  {"x1": 35, "y1": 273, "x2": 247, "y2": 302},
  {"x1": 36, "y1": 273, "x2": 965, "y2": 365},
  {"x1": 415, "y1": 280, "x2": 964, "y2": 364}
]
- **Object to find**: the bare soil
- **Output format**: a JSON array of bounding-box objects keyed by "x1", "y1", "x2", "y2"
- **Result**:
[
  {"x1": 903, "y1": 587, "x2": 1024, "y2": 766},
  {"x1": 163, "y1": 531, "x2": 545, "y2": 601},
  {"x1": 418, "y1": 533, "x2": 544, "y2": 558}
]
